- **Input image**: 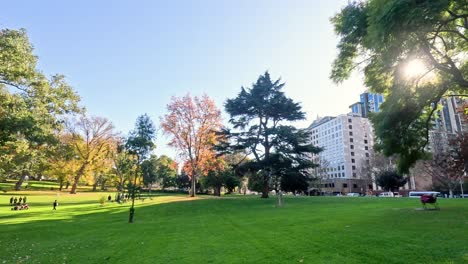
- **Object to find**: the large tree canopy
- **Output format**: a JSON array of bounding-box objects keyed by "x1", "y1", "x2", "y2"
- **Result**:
[
  {"x1": 331, "y1": 0, "x2": 467, "y2": 172},
  {"x1": 222, "y1": 72, "x2": 321, "y2": 198},
  {"x1": 161, "y1": 94, "x2": 222, "y2": 197},
  {"x1": 0, "y1": 28, "x2": 81, "y2": 186}
]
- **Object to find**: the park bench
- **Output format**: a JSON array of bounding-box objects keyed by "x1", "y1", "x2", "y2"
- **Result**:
[{"x1": 420, "y1": 194, "x2": 439, "y2": 210}]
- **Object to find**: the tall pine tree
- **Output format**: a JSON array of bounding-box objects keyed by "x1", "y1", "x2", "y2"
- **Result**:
[{"x1": 222, "y1": 72, "x2": 321, "y2": 198}]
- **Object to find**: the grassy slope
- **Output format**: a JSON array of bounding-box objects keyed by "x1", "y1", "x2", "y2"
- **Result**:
[{"x1": 0, "y1": 192, "x2": 467, "y2": 264}]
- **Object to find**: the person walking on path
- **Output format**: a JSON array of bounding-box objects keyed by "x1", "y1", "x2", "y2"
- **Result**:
[
  {"x1": 13, "y1": 197, "x2": 17, "y2": 204},
  {"x1": 9, "y1": 197, "x2": 13, "y2": 205},
  {"x1": 23, "y1": 196, "x2": 27, "y2": 204},
  {"x1": 19, "y1": 197, "x2": 23, "y2": 204},
  {"x1": 108, "y1": 195, "x2": 111, "y2": 202},
  {"x1": 53, "y1": 200, "x2": 58, "y2": 210}
]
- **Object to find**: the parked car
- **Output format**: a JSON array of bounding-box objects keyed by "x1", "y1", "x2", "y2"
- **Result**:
[{"x1": 346, "y1": 193, "x2": 360, "y2": 197}]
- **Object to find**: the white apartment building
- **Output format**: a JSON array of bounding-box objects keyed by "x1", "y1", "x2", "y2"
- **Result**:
[{"x1": 308, "y1": 114, "x2": 374, "y2": 194}]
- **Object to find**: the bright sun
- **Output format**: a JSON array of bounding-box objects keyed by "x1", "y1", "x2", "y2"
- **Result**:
[{"x1": 403, "y1": 59, "x2": 428, "y2": 79}]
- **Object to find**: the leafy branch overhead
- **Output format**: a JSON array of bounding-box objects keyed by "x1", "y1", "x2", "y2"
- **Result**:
[{"x1": 331, "y1": 0, "x2": 467, "y2": 172}]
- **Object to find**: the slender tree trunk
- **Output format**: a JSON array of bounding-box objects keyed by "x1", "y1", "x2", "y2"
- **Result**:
[
  {"x1": 129, "y1": 162, "x2": 140, "y2": 223},
  {"x1": 15, "y1": 171, "x2": 28, "y2": 191},
  {"x1": 70, "y1": 163, "x2": 87, "y2": 194},
  {"x1": 59, "y1": 180, "x2": 64, "y2": 191},
  {"x1": 92, "y1": 182, "x2": 97, "y2": 192},
  {"x1": 65, "y1": 181, "x2": 70, "y2": 189},
  {"x1": 190, "y1": 175, "x2": 196, "y2": 197}
]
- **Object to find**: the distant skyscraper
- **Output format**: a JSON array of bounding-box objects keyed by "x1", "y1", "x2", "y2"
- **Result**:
[{"x1": 349, "y1": 92, "x2": 384, "y2": 117}]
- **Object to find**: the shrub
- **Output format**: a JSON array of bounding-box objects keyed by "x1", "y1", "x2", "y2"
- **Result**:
[{"x1": 99, "y1": 196, "x2": 107, "y2": 205}]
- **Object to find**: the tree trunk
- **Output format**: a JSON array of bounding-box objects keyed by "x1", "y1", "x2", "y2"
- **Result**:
[
  {"x1": 15, "y1": 171, "x2": 28, "y2": 191},
  {"x1": 101, "y1": 179, "x2": 107, "y2": 190},
  {"x1": 190, "y1": 175, "x2": 196, "y2": 197},
  {"x1": 59, "y1": 180, "x2": 64, "y2": 191},
  {"x1": 214, "y1": 186, "x2": 221, "y2": 196},
  {"x1": 65, "y1": 181, "x2": 70, "y2": 189},
  {"x1": 70, "y1": 163, "x2": 87, "y2": 194},
  {"x1": 261, "y1": 174, "x2": 269, "y2": 198},
  {"x1": 92, "y1": 182, "x2": 97, "y2": 192}
]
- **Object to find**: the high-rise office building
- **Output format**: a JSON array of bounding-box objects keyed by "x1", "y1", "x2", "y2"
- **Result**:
[
  {"x1": 308, "y1": 114, "x2": 374, "y2": 194},
  {"x1": 350, "y1": 92, "x2": 384, "y2": 117}
]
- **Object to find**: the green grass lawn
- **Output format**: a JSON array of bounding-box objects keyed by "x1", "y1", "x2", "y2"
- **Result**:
[{"x1": 0, "y1": 192, "x2": 467, "y2": 264}]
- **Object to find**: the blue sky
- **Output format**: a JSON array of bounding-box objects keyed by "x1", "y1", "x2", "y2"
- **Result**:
[{"x1": 1, "y1": 0, "x2": 364, "y2": 158}]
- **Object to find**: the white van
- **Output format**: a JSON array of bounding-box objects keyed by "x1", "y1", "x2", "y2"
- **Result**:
[{"x1": 408, "y1": 191, "x2": 441, "y2": 198}]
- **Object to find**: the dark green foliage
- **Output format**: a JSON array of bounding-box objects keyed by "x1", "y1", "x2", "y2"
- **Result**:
[
  {"x1": 247, "y1": 172, "x2": 264, "y2": 193},
  {"x1": 223, "y1": 172, "x2": 240, "y2": 194},
  {"x1": 222, "y1": 72, "x2": 321, "y2": 198},
  {"x1": 376, "y1": 169, "x2": 408, "y2": 192},
  {"x1": 280, "y1": 171, "x2": 309, "y2": 193},
  {"x1": 331, "y1": 0, "x2": 468, "y2": 172},
  {"x1": 125, "y1": 114, "x2": 156, "y2": 162},
  {"x1": 176, "y1": 173, "x2": 191, "y2": 190},
  {"x1": 203, "y1": 169, "x2": 240, "y2": 196},
  {"x1": 141, "y1": 157, "x2": 158, "y2": 187}
]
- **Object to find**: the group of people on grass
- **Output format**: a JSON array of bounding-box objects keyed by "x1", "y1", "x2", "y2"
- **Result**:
[
  {"x1": 115, "y1": 193, "x2": 131, "y2": 203},
  {"x1": 9, "y1": 196, "x2": 29, "y2": 210}
]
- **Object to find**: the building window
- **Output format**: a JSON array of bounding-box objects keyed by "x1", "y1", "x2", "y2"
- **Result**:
[
  {"x1": 342, "y1": 173, "x2": 345, "y2": 177},
  {"x1": 351, "y1": 159, "x2": 355, "y2": 163},
  {"x1": 364, "y1": 139, "x2": 368, "y2": 144},
  {"x1": 366, "y1": 159, "x2": 370, "y2": 164},
  {"x1": 365, "y1": 146, "x2": 368, "y2": 150},
  {"x1": 351, "y1": 152, "x2": 355, "y2": 156},
  {"x1": 348, "y1": 119, "x2": 352, "y2": 123},
  {"x1": 352, "y1": 172, "x2": 357, "y2": 177},
  {"x1": 349, "y1": 125, "x2": 352, "y2": 129},
  {"x1": 353, "y1": 184, "x2": 358, "y2": 188},
  {"x1": 349, "y1": 131, "x2": 353, "y2": 136},
  {"x1": 332, "y1": 183, "x2": 335, "y2": 188},
  {"x1": 342, "y1": 165, "x2": 345, "y2": 170},
  {"x1": 343, "y1": 183, "x2": 348, "y2": 188},
  {"x1": 365, "y1": 153, "x2": 369, "y2": 157},
  {"x1": 352, "y1": 165, "x2": 356, "y2": 170},
  {"x1": 350, "y1": 138, "x2": 353, "y2": 142},
  {"x1": 350, "y1": 145, "x2": 354, "y2": 149}
]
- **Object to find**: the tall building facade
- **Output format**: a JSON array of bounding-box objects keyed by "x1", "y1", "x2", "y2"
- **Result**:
[{"x1": 308, "y1": 114, "x2": 374, "y2": 194}]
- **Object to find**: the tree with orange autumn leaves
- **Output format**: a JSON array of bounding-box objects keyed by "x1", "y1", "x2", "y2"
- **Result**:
[{"x1": 161, "y1": 94, "x2": 223, "y2": 197}]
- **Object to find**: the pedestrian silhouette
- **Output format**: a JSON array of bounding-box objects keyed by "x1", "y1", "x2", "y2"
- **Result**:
[
  {"x1": 13, "y1": 197, "x2": 17, "y2": 204},
  {"x1": 19, "y1": 197, "x2": 23, "y2": 204},
  {"x1": 23, "y1": 196, "x2": 27, "y2": 204},
  {"x1": 9, "y1": 197, "x2": 13, "y2": 205},
  {"x1": 53, "y1": 200, "x2": 58, "y2": 210}
]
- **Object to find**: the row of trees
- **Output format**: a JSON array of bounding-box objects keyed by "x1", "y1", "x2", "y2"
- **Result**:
[
  {"x1": 0, "y1": 28, "x2": 179, "y2": 202},
  {"x1": 0, "y1": 26, "x2": 317, "y2": 201}
]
